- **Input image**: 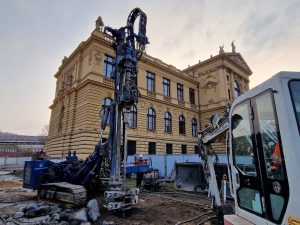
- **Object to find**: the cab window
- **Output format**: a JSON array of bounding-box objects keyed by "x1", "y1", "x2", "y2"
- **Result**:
[
  {"x1": 232, "y1": 102, "x2": 256, "y2": 176},
  {"x1": 255, "y1": 91, "x2": 284, "y2": 180},
  {"x1": 289, "y1": 80, "x2": 300, "y2": 132}
]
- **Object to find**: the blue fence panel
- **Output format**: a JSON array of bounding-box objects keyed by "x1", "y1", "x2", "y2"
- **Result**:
[{"x1": 127, "y1": 154, "x2": 204, "y2": 177}]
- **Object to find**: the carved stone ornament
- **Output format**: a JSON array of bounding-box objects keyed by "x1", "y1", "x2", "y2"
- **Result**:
[
  {"x1": 158, "y1": 105, "x2": 163, "y2": 112},
  {"x1": 95, "y1": 51, "x2": 103, "y2": 66},
  {"x1": 200, "y1": 73, "x2": 218, "y2": 89}
]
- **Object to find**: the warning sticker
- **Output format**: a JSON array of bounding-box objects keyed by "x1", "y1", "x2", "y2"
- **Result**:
[{"x1": 288, "y1": 215, "x2": 300, "y2": 225}]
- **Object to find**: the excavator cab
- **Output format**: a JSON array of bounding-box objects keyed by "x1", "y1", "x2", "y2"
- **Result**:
[{"x1": 227, "y1": 72, "x2": 300, "y2": 225}]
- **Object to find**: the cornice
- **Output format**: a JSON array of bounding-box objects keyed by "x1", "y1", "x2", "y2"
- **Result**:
[
  {"x1": 54, "y1": 31, "x2": 113, "y2": 78},
  {"x1": 183, "y1": 53, "x2": 252, "y2": 76}
]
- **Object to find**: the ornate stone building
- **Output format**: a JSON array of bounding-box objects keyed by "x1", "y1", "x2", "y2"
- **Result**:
[{"x1": 45, "y1": 20, "x2": 252, "y2": 158}]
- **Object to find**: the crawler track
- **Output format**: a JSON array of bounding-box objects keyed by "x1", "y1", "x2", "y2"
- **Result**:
[{"x1": 38, "y1": 182, "x2": 87, "y2": 206}]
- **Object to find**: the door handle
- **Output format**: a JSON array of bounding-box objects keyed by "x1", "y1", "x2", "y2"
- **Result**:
[{"x1": 235, "y1": 172, "x2": 240, "y2": 187}]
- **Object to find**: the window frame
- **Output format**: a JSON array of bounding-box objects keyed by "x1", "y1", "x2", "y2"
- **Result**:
[
  {"x1": 148, "y1": 142, "x2": 156, "y2": 155},
  {"x1": 234, "y1": 80, "x2": 241, "y2": 98},
  {"x1": 163, "y1": 78, "x2": 170, "y2": 97},
  {"x1": 288, "y1": 79, "x2": 300, "y2": 134},
  {"x1": 127, "y1": 140, "x2": 136, "y2": 155},
  {"x1": 166, "y1": 143, "x2": 173, "y2": 154},
  {"x1": 147, "y1": 71, "x2": 155, "y2": 92},
  {"x1": 189, "y1": 88, "x2": 195, "y2": 104},
  {"x1": 164, "y1": 112, "x2": 172, "y2": 132},
  {"x1": 147, "y1": 108, "x2": 156, "y2": 131},
  {"x1": 179, "y1": 115, "x2": 186, "y2": 135},
  {"x1": 194, "y1": 145, "x2": 199, "y2": 154},
  {"x1": 177, "y1": 83, "x2": 184, "y2": 102},
  {"x1": 192, "y1": 118, "x2": 197, "y2": 137},
  {"x1": 128, "y1": 105, "x2": 137, "y2": 128},
  {"x1": 181, "y1": 145, "x2": 187, "y2": 154},
  {"x1": 102, "y1": 98, "x2": 113, "y2": 125},
  {"x1": 103, "y1": 55, "x2": 114, "y2": 78}
]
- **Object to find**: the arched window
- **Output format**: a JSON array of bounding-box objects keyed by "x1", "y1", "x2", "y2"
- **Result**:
[
  {"x1": 128, "y1": 105, "x2": 137, "y2": 128},
  {"x1": 147, "y1": 108, "x2": 156, "y2": 131},
  {"x1": 102, "y1": 98, "x2": 112, "y2": 124},
  {"x1": 192, "y1": 118, "x2": 197, "y2": 137},
  {"x1": 179, "y1": 115, "x2": 186, "y2": 134},
  {"x1": 234, "y1": 80, "x2": 241, "y2": 97},
  {"x1": 164, "y1": 112, "x2": 172, "y2": 132}
]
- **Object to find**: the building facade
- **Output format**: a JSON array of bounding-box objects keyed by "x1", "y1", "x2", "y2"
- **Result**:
[{"x1": 45, "y1": 19, "x2": 252, "y2": 158}]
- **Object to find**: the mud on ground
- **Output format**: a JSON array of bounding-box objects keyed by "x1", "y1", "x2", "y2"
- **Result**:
[
  {"x1": 0, "y1": 172, "x2": 216, "y2": 225},
  {"x1": 100, "y1": 193, "x2": 215, "y2": 225}
]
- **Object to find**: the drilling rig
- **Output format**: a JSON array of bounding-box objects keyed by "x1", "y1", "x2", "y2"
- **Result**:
[
  {"x1": 102, "y1": 7, "x2": 149, "y2": 211},
  {"x1": 23, "y1": 8, "x2": 149, "y2": 212}
]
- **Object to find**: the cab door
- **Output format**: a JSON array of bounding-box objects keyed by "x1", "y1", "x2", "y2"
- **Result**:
[
  {"x1": 231, "y1": 90, "x2": 289, "y2": 225},
  {"x1": 251, "y1": 90, "x2": 289, "y2": 224},
  {"x1": 231, "y1": 100, "x2": 266, "y2": 221}
]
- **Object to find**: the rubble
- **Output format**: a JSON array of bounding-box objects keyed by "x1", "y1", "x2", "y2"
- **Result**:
[
  {"x1": 87, "y1": 199, "x2": 100, "y2": 221},
  {"x1": 14, "y1": 211, "x2": 24, "y2": 219},
  {"x1": 69, "y1": 208, "x2": 88, "y2": 222},
  {"x1": 22, "y1": 215, "x2": 50, "y2": 223},
  {"x1": 24, "y1": 204, "x2": 51, "y2": 218},
  {"x1": 0, "y1": 171, "x2": 218, "y2": 225}
]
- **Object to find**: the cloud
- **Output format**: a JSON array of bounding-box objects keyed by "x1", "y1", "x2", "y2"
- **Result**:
[{"x1": 1, "y1": 0, "x2": 300, "y2": 134}]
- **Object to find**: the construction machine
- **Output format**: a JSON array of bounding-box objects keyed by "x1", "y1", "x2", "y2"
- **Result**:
[
  {"x1": 198, "y1": 71, "x2": 300, "y2": 224},
  {"x1": 23, "y1": 8, "x2": 150, "y2": 211}
]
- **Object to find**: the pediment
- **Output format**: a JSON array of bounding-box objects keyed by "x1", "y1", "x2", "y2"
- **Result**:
[{"x1": 226, "y1": 53, "x2": 252, "y2": 74}]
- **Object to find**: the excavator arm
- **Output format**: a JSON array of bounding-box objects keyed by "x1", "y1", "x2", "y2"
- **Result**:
[{"x1": 198, "y1": 103, "x2": 231, "y2": 217}]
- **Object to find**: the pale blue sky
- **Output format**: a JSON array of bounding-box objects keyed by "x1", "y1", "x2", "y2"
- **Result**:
[{"x1": 1, "y1": 0, "x2": 300, "y2": 135}]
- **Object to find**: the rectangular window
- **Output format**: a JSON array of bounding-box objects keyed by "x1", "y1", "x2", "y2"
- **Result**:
[
  {"x1": 194, "y1": 145, "x2": 199, "y2": 154},
  {"x1": 181, "y1": 145, "x2": 187, "y2": 154},
  {"x1": 166, "y1": 144, "x2": 173, "y2": 154},
  {"x1": 228, "y1": 89, "x2": 231, "y2": 100},
  {"x1": 189, "y1": 88, "x2": 195, "y2": 104},
  {"x1": 127, "y1": 140, "x2": 136, "y2": 156},
  {"x1": 147, "y1": 72, "x2": 155, "y2": 92},
  {"x1": 163, "y1": 78, "x2": 170, "y2": 97},
  {"x1": 177, "y1": 83, "x2": 184, "y2": 101},
  {"x1": 148, "y1": 142, "x2": 156, "y2": 155},
  {"x1": 255, "y1": 91, "x2": 285, "y2": 180},
  {"x1": 289, "y1": 80, "x2": 300, "y2": 133},
  {"x1": 103, "y1": 55, "x2": 114, "y2": 78},
  {"x1": 232, "y1": 102, "x2": 256, "y2": 176}
]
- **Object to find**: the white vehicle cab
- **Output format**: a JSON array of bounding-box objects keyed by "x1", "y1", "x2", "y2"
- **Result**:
[{"x1": 227, "y1": 71, "x2": 300, "y2": 224}]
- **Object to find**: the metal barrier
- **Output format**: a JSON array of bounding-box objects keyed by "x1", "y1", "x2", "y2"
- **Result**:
[{"x1": 0, "y1": 157, "x2": 31, "y2": 166}]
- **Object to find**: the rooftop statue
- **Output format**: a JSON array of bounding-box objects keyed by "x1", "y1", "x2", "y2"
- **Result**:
[
  {"x1": 95, "y1": 16, "x2": 104, "y2": 31},
  {"x1": 219, "y1": 45, "x2": 225, "y2": 54},
  {"x1": 231, "y1": 40, "x2": 236, "y2": 53}
]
